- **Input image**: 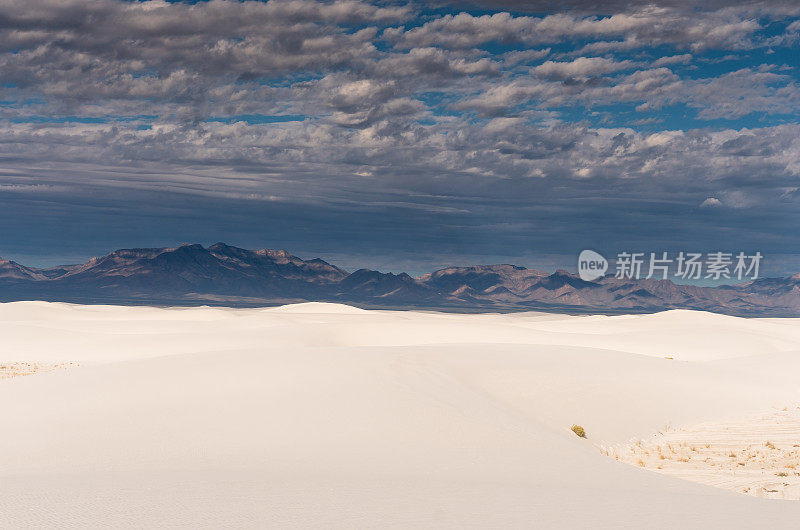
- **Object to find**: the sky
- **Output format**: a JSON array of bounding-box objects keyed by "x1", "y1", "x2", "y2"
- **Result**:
[{"x1": 0, "y1": 0, "x2": 799, "y2": 276}]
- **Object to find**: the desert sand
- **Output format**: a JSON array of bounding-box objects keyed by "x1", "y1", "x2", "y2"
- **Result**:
[{"x1": 1, "y1": 301, "x2": 800, "y2": 528}]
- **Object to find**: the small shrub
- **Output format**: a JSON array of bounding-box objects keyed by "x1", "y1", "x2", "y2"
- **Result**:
[
  {"x1": 765, "y1": 441, "x2": 776, "y2": 450},
  {"x1": 571, "y1": 424, "x2": 586, "y2": 438}
]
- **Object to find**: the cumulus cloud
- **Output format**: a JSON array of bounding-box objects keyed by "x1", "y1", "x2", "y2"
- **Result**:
[
  {"x1": 700, "y1": 197, "x2": 723, "y2": 207},
  {"x1": 532, "y1": 57, "x2": 636, "y2": 79},
  {"x1": 0, "y1": 0, "x2": 796, "y2": 125}
]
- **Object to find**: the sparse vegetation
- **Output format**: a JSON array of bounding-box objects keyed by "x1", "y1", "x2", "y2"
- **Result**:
[
  {"x1": 599, "y1": 408, "x2": 800, "y2": 501},
  {"x1": 0, "y1": 361, "x2": 79, "y2": 379},
  {"x1": 571, "y1": 425, "x2": 586, "y2": 438}
]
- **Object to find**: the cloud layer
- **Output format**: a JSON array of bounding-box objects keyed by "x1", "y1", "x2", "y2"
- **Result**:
[{"x1": 0, "y1": 0, "x2": 798, "y2": 273}]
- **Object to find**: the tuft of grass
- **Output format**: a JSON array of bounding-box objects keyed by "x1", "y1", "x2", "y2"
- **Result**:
[{"x1": 570, "y1": 425, "x2": 586, "y2": 438}]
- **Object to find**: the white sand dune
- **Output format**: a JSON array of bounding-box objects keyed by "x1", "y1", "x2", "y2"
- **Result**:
[{"x1": 1, "y1": 301, "x2": 800, "y2": 528}]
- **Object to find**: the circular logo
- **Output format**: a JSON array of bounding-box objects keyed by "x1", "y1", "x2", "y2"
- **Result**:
[{"x1": 577, "y1": 249, "x2": 608, "y2": 281}]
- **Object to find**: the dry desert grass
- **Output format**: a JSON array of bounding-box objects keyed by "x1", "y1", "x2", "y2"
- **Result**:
[
  {"x1": 0, "y1": 362, "x2": 79, "y2": 379},
  {"x1": 601, "y1": 407, "x2": 800, "y2": 500}
]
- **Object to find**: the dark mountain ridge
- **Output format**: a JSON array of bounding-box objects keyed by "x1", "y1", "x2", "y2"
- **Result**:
[{"x1": 2, "y1": 243, "x2": 799, "y2": 316}]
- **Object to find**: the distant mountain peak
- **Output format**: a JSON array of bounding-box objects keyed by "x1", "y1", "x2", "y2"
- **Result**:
[
  {"x1": 0, "y1": 259, "x2": 46, "y2": 281},
  {"x1": 0, "y1": 243, "x2": 798, "y2": 316}
]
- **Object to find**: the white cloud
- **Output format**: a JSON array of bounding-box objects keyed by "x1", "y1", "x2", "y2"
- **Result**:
[
  {"x1": 652, "y1": 53, "x2": 692, "y2": 66},
  {"x1": 533, "y1": 57, "x2": 636, "y2": 78},
  {"x1": 390, "y1": 6, "x2": 768, "y2": 51}
]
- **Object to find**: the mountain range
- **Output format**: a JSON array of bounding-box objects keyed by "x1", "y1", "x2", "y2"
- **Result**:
[{"x1": 2, "y1": 243, "x2": 799, "y2": 316}]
